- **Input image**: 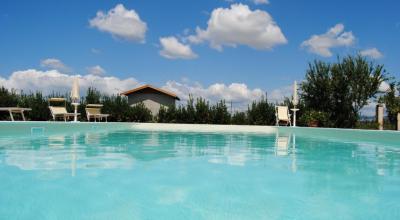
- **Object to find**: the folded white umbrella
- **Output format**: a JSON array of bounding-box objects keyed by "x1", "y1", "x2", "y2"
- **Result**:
[
  {"x1": 71, "y1": 77, "x2": 80, "y2": 102},
  {"x1": 292, "y1": 81, "x2": 298, "y2": 106},
  {"x1": 70, "y1": 77, "x2": 80, "y2": 122}
]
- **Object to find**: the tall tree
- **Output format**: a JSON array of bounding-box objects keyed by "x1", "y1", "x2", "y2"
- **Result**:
[
  {"x1": 301, "y1": 61, "x2": 332, "y2": 112},
  {"x1": 381, "y1": 82, "x2": 400, "y2": 126},
  {"x1": 301, "y1": 55, "x2": 387, "y2": 128}
]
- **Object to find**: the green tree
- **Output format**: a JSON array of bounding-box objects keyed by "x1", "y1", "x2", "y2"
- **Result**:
[
  {"x1": 85, "y1": 87, "x2": 101, "y2": 104},
  {"x1": 231, "y1": 111, "x2": 247, "y2": 125},
  {"x1": 195, "y1": 97, "x2": 210, "y2": 123},
  {"x1": 127, "y1": 102, "x2": 153, "y2": 122},
  {"x1": 210, "y1": 100, "x2": 231, "y2": 124},
  {"x1": 301, "y1": 61, "x2": 332, "y2": 112},
  {"x1": 157, "y1": 106, "x2": 168, "y2": 123},
  {"x1": 18, "y1": 92, "x2": 50, "y2": 121},
  {"x1": 157, "y1": 105, "x2": 178, "y2": 123},
  {"x1": 301, "y1": 55, "x2": 387, "y2": 128},
  {"x1": 247, "y1": 97, "x2": 275, "y2": 125},
  {"x1": 381, "y1": 82, "x2": 400, "y2": 126},
  {"x1": 102, "y1": 95, "x2": 130, "y2": 122},
  {"x1": 0, "y1": 87, "x2": 19, "y2": 120}
]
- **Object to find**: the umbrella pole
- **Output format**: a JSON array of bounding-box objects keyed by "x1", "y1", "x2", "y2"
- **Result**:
[{"x1": 72, "y1": 102, "x2": 79, "y2": 122}]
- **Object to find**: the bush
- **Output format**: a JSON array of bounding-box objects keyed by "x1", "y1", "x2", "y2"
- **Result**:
[
  {"x1": 127, "y1": 102, "x2": 153, "y2": 122},
  {"x1": 18, "y1": 92, "x2": 50, "y2": 121},
  {"x1": 247, "y1": 97, "x2": 275, "y2": 125},
  {"x1": 299, "y1": 110, "x2": 330, "y2": 127},
  {"x1": 301, "y1": 55, "x2": 387, "y2": 128},
  {"x1": 195, "y1": 97, "x2": 210, "y2": 124},
  {"x1": 210, "y1": 100, "x2": 230, "y2": 124},
  {"x1": 0, "y1": 87, "x2": 19, "y2": 120},
  {"x1": 101, "y1": 95, "x2": 130, "y2": 122},
  {"x1": 231, "y1": 112, "x2": 247, "y2": 125},
  {"x1": 157, "y1": 97, "x2": 232, "y2": 124},
  {"x1": 355, "y1": 120, "x2": 379, "y2": 130},
  {"x1": 380, "y1": 82, "x2": 400, "y2": 128}
]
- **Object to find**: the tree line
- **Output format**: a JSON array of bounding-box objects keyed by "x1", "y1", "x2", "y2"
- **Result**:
[
  {"x1": 1, "y1": 55, "x2": 399, "y2": 129},
  {"x1": 0, "y1": 86, "x2": 279, "y2": 125},
  {"x1": 0, "y1": 87, "x2": 152, "y2": 122},
  {"x1": 158, "y1": 96, "x2": 277, "y2": 125}
]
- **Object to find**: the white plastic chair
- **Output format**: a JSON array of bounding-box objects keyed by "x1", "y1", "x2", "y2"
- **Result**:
[{"x1": 275, "y1": 106, "x2": 291, "y2": 126}]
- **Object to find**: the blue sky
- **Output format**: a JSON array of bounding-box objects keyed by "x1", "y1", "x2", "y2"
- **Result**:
[{"x1": 0, "y1": 0, "x2": 399, "y2": 107}]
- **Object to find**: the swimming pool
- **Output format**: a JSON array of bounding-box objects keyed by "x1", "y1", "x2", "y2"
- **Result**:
[{"x1": 0, "y1": 122, "x2": 399, "y2": 219}]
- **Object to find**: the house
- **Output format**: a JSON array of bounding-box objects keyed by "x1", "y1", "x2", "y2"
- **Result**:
[{"x1": 121, "y1": 84, "x2": 180, "y2": 115}]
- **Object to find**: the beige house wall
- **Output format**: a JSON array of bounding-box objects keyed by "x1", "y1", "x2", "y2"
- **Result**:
[{"x1": 127, "y1": 92, "x2": 176, "y2": 116}]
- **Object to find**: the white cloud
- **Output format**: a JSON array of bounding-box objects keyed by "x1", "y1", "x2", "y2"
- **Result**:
[
  {"x1": 162, "y1": 80, "x2": 265, "y2": 110},
  {"x1": 360, "y1": 48, "x2": 383, "y2": 59},
  {"x1": 89, "y1": 4, "x2": 147, "y2": 42},
  {"x1": 159, "y1": 37, "x2": 198, "y2": 59},
  {"x1": 360, "y1": 81, "x2": 391, "y2": 116},
  {"x1": 301, "y1": 23, "x2": 355, "y2": 57},
  {"x1": 253, "y1": 0, "x2": 269, "y2": 5},
  {"x1": 0, "y1": 69, "x2": 140, "y2": 95},
  {"x1": 378, "y1": 81, "x2": 390, "y2": 92},
  {"x1": 40, "y1": 58, "x2": 70, "y2": 72},
  {"x1": 87, "y1": 65, "x2": 106, "y2": 75},
  {"x1": 187, "y1": 4, "x2": 287, "y2": 50},
  {"x1": 0, "y1": 68, "x2": 294, "y2": 112},
  {"x1": 361, "y1": 101, "x2": 379, "y2": 117},
  {"x1": 268, "y1": 85, "x2": 293, "y2": 103}
]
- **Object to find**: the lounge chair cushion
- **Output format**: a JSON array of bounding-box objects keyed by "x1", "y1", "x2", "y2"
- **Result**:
[
  {"x1": 277, "y1": 106, "x2": 289, "y2": 121},
  {"x1": 49, "y1": 106, "x2": 68, "y2": 115}
]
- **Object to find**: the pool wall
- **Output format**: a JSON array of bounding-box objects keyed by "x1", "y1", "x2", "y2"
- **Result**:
[
  {"x1": 0, "y1": 121, "x2": 133, "y2": 136},
  {"x1": 131, "y1": 123, "x2": 277, "y2": 134},
  {"x1": 0, "y1": 122, "x2": 399, "y2": 146}
]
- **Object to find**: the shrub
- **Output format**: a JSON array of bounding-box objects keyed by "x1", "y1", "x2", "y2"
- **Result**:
[
  {"x1": 18, "y1": 92, "x2": 50, "y2": 121},
  {"x1": 231, "y1": 112, "x2": 247, "y2": 125},
  {"x1": 210, "y1": 100, "x2": 230, "y2": 124},
  {"x1": 247, "y1": 97, "x2": 275, "y2": 125},
  {"x1": 0, "y1": 87, "x2": 19, "y2": 120},
  {"x1": 299, "y1": 110, "x2": 330, "y2": 127},
  {"x1": 301, "y1": 55, "x2": 387, "y2": 128},
  {"x1": 195, "y1": 97, "x2": 210, "y2": 124},
  {"x1": 127, "y1": 102, "x2": 153, "y2": 122}
]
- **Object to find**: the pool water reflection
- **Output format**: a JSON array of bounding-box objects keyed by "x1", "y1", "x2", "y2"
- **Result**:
[{"x1": 0, "y1": 129, "x2": 399, "y2": 219}]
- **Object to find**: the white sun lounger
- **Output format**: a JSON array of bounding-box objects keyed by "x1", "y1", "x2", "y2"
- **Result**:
[
  {"x1": 275, "y1": 106, "x2": 291, "y2": 126},
  {"x1": 86, "y1": 104, "x2": 109, "y2": 122},
  {"x1": 0, "y1": 107, "x2": 31, "y2": 121},
  {"x1": 48, "y1": 98, "x2": 80, "y2": 122}
]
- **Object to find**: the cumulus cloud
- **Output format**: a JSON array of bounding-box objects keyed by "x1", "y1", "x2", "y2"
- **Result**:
[
  {"x1": 0, "y1": 69, "x2": 140, "y2": 95},
  {"x1": 301, "y1": 23, "x2": 355, "y2": 57},
  {"x1": 268, "y1": 85, "x2": 293, "y2": 103},
  {"x1": 89, "y1": 4, "x2": 147, "y2": 42},
  {"x1": 360, "y1": 48, "x2": 383, "y2": 59},
  {"x1": 40, "y1": 58, "x2": 70, "y2": 72},
  {"x1": 0, "y1": 68, "x2": 294, "y2": 112},
  {"x1": 162, "y1": 80, "x2": 296, "y2": 110},
  {"x1": 360, "y1": 101, "x2": 379, "y2": 117},
  {"x1": 159, "y1": 37, "x2": 198, "y2": 59},
  {"x1": 187, "y1": 4, "x2": 287, "y2": 50},
  {"x1": 87, "y1": 65, "x2": 106, "y2": 75},
  {"x1": 162, "y1": 80, "x2": 266, "y2": 110},
  {"x1": 378, "y1": 81, "x2": 390, "y2": 92}
]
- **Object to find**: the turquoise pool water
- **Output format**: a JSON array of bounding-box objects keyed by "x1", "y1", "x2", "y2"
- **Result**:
[{"x1": 0, "y1": 123, "x2": 400, "y2": 219}]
